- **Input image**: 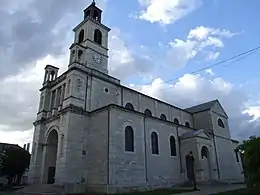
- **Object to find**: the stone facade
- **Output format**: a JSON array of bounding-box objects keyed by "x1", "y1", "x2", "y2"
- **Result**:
[{"x1": 28, "y1": 2, "x2": 244, "y2": 194}]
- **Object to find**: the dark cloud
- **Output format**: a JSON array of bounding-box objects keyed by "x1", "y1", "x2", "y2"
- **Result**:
[{"x1": 0, "y1": 0, "x2": 102, "y2": 77}]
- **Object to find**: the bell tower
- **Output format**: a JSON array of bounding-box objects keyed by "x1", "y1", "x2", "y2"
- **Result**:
[{"x1": 69, "y1": 0, "x2": 111, "y2": 74}]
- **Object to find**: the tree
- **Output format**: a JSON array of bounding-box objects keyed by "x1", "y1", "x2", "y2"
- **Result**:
[
  {"x1": 238, "y1": 136, "x2": 260, "y2": 186},
  {"x1": 0, "y1": 146, "x2": 30, "y2": 185}
]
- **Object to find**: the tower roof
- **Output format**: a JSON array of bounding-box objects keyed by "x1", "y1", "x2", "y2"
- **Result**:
[
  {"x1": 84, "y1": 0, "x2": 102, "y2": 13},
  {"x1": 83, "y1": 0, "x2": 103, "y2": 22}
]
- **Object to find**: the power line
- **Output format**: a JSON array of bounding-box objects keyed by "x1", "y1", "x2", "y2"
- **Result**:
[
  {"x1": 64, "y1": 45, "x2": 260, "y2": 106},
  {"x1": 146, "y1": 45, "x2": 260, "y2": 88},
  {"x1": 146, "y1": 46, "x2": 260, "y2": 95}
]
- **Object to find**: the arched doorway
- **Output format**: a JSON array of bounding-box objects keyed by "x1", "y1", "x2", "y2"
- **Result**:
[
  {"x1": 185, "y1": 152, "x2": 195, "y2": 184},
  {"x1": 201, "y1": 146, "x2": 212, "y2": 181},
  {"x1": 44, "y1": 130, "x2": 58, "y2": 184}
]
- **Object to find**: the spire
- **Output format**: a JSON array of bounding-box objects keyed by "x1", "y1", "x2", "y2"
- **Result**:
[{"x1": 92, "y1": 0, "x2": 95, "y2": 6}]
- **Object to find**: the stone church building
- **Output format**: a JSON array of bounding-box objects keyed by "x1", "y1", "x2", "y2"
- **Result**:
[{"x1": 28, "y1": 1, "x2": 244, "y2": 193}]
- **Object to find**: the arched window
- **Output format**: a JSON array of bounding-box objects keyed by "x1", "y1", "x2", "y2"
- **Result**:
[
  {"x1": 125, "y1": 126, "x2": 134, "y2": 152},
  {"x1": 218, "y1": 118, "x2": 225, "y2": 128},
  {"x1": 160, "y1": 114, "x2": 167, "y2": 121},
  {"x1": 125, "y1": 103, "x2": 135, "y2": 111},
  {"x1": 201, "y1": 146, "x2": 209, "y2": 159},
  {"x1": 85, "y1": 10, "x2": 90, "y2": 18},
  {"x1": 144, "y1": 109, "x2": 152, "y2": 117},
  {"x1": 185, "y1": 122, "x2": 190, "y2": 128},
  {"x1": 170, "y1": 136, "x2": 177, "y2": 156},
  {"x1": 78, "y1": 29, "x2": 84, "y2": 43},
  {"x1": 151, "y1": 132, "x2": 159, "y2": 155},
  {"x1": 94, "y1": 29, "x2": 102, "y2": 45},
  {"x1": 173, "y1": 118, "x2": 179, "y2": 125},
  {"x1": 50, "y1": 71, "x2": 55, "y2": 81},
  {"x1": 94, "y1": 10, "x2": 100, "y2": 21}
]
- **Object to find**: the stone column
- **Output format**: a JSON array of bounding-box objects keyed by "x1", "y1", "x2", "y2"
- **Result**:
[{"x1": 44, "y1": 70, "x2": 48, "y2": 83}]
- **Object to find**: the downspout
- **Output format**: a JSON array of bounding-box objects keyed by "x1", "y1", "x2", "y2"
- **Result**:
[
  {"x1": 107, "y1": 109, "x2": 110, "y2": 191},
  {"x1": 143, "y1": 116, "x2": 148, "y2": 182},
  {"x1": 84, "y1": 76, "x2": 88, "y2": 111},
  {"x1": 213, "y1": 133, "x2": 220, "y2": 180},
  {"x1": 120, "y1": 87, "x2": 123, "y2": 107},
  {"x1": 177, "y1": 125, "x2": 183, "y2": 179}
]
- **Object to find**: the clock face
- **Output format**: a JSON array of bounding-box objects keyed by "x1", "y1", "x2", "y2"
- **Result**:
[{"x1": 92, "y1": 53, "x2": 103, "y2": 64}]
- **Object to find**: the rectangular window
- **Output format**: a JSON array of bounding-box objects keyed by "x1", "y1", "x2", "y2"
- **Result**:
[
  {"x1": 125, "y1": 126, "x2": 134, "y2": 152},
  {"x1": 56, "y1": 87, "x2": 62, "y2": 106},
  {"x1": 51, "y1": 90, "x2": 56, "y2": 110}
]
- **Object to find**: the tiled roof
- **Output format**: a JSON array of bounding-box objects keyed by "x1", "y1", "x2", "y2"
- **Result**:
[{"x1": 185, "y1": 100, "x2": 218, "y2": 113}]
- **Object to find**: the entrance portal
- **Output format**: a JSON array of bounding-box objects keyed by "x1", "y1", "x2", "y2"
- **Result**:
[
  {"x1": 201, "y1": 146, "x2": 212, "y2": 180},
  {"x1": 185, "y1": 152, "x2": 195, "y2": 183},
  {"x1": 45, "y1": 130, "x2": 58, "y2": 184}
]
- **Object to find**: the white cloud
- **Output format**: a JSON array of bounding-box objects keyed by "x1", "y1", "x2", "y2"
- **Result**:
[
  {"x1": 167, "y1": 26, "x2": 236, "y2": 69},
  {"x1": 205, "y1": 68, "x2": 214, "y2": 76},
  {"x1": 0, "y1": 25, "x2": 152, "y2": 146},
  {"x1": 0, "y1": 54, "x2": 68, "y2": 133},
  {"x1": 188, "y1": 26, "x2": 236, "y2": 40},
  {"x1": 0, "y1": 129, "x2": 33, "y2": 148},
  {"x1": 138, "y1": 0, "x2": 202, "y2": 25},
  {"x1": 108, "y1": 28, "x2": 154, "y2": 80},
  {"x1": 206, "y1": 52, "x2": 220, "y2": 61},
  {"x1": 243, "y1": 106, "x2": 260, "y2": 121},
  {"x1": 130, "y1": 74, "x2": 260, "y2": 141}
]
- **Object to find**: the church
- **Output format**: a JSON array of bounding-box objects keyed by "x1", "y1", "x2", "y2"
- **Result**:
[{"x1": 28, "y1": 1, "x2": 244, "y2": 194}]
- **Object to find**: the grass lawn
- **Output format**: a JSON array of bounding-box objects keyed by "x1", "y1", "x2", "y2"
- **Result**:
[{"x1": 211, "y1": 186, "x2": 260, "y2": 195}]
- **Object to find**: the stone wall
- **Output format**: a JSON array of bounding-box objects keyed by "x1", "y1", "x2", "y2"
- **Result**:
[
  {"x1": 145, "y1": 118, "x2": 181, "y2": 186},
  {"x1": 193, "y1": 110, "x2": 213, "y2": 133},
  {"x1": 214, "y1": 136, "x2": 243, "y2": 182},
  {"x1": 108, "y1": 106, "x2": 183, "y2": 192},
  {"x1": 86, "y1": 109, "x2": 109, "y2": 186},
  {"x1": 109, "y1": 108, "x2": 146, "y2": 188}
]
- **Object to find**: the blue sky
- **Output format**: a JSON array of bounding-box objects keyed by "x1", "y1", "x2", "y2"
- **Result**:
[
  {"x1": 104, "y1": 0, "x2": 260, "y2": 86},
  {"x1": 0, "y1": 0, "x2": 260, "y2": 145}
]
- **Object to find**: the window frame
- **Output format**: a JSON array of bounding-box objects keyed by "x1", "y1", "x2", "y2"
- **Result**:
[
  {"x1": 169, "y1": 135, "x2": 177, "y2": 157},
  {"x1": 160, "y1": 114, "x2": 167, "y2": 121},
  {"x1": 125, "y1": 126, "x2": 134, "y2": 152},
  {"x1": 173, "y1": 118, "x2": 179, "y2": 125},
  {"x1": 144, "y1": 109, "x2": 152, "y2": 117},
  {"x1": 151, "y1": 131, "x2": 159, "y2": 155},
  {"x1": 94, "y1": 29, "x2": 102, "y2": 45},
  {"x1": 185, "y1": 121, "x2": 190, "y2": 128},
  {"x1": 125, "y1": 103, "x2": 135, "y2": 111},
  {"x1": 218, "y1": 118, "x2": 225, "y2": 128}
]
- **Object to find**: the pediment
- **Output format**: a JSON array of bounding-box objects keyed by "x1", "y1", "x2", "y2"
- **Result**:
[
  {"x1": 195, "y1": 130, "x2": 211, "y2": 139},
  {"x1": 211, "y1": 100, "x2": 228, "y2": 118},
  {"x1": 179, "y1": 129, "x2": 211, "y2": 140}
]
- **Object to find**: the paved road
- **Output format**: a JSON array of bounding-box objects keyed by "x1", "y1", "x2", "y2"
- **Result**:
[
  {"x1": 0, "y1": 184, "x2": 246, "y2": 195},
  {"x1": 174, "y1": 184, "x2": 246, "y2": 195}
]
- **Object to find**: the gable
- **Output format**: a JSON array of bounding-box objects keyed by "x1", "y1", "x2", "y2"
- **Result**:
[
  {"x1": 211, "y1": 101, "x2": 228, "y2": 118},
  {"x1": 196, "y1": 130, "x2": 211, "y2": 140},
  {"x1": 185, "y1": 100, "x2": 217, "y2": 113},
  {"x1": 179, "y1": 129, "x2": 211, "y2": 140}
]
